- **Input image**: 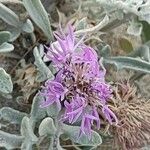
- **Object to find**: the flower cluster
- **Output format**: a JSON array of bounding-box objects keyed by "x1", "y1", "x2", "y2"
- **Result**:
[
  {"x1": 41, "y1": 25, "x2": 118, "y2": 138},
  {"x1": 111, "y1": 81, "x2": 150, "y2": 149}
]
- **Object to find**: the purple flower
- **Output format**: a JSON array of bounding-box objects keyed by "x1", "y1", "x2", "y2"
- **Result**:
[
  {"x1": 63, "y1": 95, "x2": 86, "y2": 124},
  {"x1": 80, "y1": 108, "x2": 100, "y2": 139},
  {"x1": 40, "y1": 80, "x2": 65, "y2": 110},
  {"x1": 92, "y1": 81, "x2": 112, "y2": 104},
  {"x1": 44, "y1": 25, "x2": 84, "y2": 69},
  {"x1": 40, "y1": 25, "x2": 117, "y2": 139},
  {"x1": 102, "y1": 105, "x2": 118, "y2": 125}
]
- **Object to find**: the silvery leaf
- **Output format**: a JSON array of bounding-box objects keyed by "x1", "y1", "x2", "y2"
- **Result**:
[
  {"x1": 22, "y1": 19, "x2": 34, "y2": 33},
  {"x1": 0, "y1": 3, "x2": 20, "y2": 27},
  {"x1": 0, "y1": 68, "x2": 13, "y2": 93},
  {"x1": 23, "y1": 0, "x2": 53, "y2": 41},
  {"x1": 0, "y1": 42, "x2": 14, "y2": 52},
  {"x1": 127, "y1": 22, "x2": 143, "y2": 36},
  {"x1": 0, "y1": 31, "x2": 11, "y2": 45}
]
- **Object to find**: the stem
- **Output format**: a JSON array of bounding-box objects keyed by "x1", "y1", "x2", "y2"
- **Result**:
[
  {"x1": 48, "y1": 119, "x2": 62, "y2": 150},
  {"x1": 75, "y1": 15, "x2": 109, "y2": 35}
]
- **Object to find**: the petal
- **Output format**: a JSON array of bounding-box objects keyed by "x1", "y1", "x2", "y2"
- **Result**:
[
  {"x1": 102, "y1": 105, "x2": 118, "y2": 125},
  {"x1": 92, "y1": 108, "x2": 100, "y2": 129}
]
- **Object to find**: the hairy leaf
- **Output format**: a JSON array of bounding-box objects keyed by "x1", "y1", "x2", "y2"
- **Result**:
[
  {"x1": 39, "y1": 117, "x2": 56, "y2": 136},
  {"x1": 127, "y1": 22, "x2": 143, "y2": 36},
  {"x1": 129, "y1": 45, "x2": 150, "y2": 62},
  {"x1": 0, "y1": 130, "x2": 23, "y2": 149},
  {"x1": 30, "y1": 94, "x2": 46, "y2": 126},
  {"x1": 33, "y1": 46, "x2": 54, "y2": 82},
  {"x1": 0, "y1": 42, "x2": 14, "y2": 52},
  {"x1": 22, "y1": 19, "x2": 34, "y2": 33},
  {"x1": 23, "y1": 0, "x2": 53, "y2": 41},
  {"x1": 0, "y1": 3, "x2": 20, "y2": 27},
  {"x1": 104, "y1": 56, "x2": 150, "y2": 73},
  {"x1": 0, "y1": 107, "x2": 27, "y2": 124},
  {"x1": 21, "y1": 116, "x2": 38, "y2": 141},
  {"x1": 21, "y1": 116, "x2": 38, "y2": 150},
  {"x1": 0, "y1": 68, "x2": 13, "y2": 93},
  {"x1": 0, "y1": 31, "x2": 11, "y2": 45},
  {"x1": 62, "y1": 124, "x2": 102, "y2": 146},
  {"x1": 46, "y1": 102, "x2": 60, "y2": 118}
]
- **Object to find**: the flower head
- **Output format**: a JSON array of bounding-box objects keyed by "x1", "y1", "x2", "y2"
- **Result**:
[
  {"x1": 110, "y1": 81, "x2": 150, "y2": 149},
  {"x1": 40, "y1": 25, "x2": 117, "y2": 138}
]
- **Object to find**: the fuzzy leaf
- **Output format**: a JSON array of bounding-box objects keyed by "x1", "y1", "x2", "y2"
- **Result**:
[
  {"x1": 76, "y1": 18, "x2": 88, "y2": 30},
  {"x1": 46, "y1": 102, "x2": 60, "y2": 118},
  {"x1": 39, "y1": 117, "x2": 56, "y2": 136},
  {"x1": 129, "y1": 45, "x2": 150, "y2": 62},
  {"x1": 0, "y1": 31, "x2": 11, "y2": 45},
  {"x1": 0, "y1": 3, "x2": 20, "y2": 27},
  {"x1": 0, "y1": 42, "x2": 14, "y2": 52},
  {"x1": 98, "y1": 44, "x2": 111, "y2": 58},
  {"x1": 34, "y1": 46, "x2": 54, "y2": 82},
  {"x1": 21, "y1": 116, "x2": 38, "y2": 150},
  {"x1": 127, "y1": 22, "x2": 143, "y2": 36},
  {"x1": 62, "y1": 124, "x2": 102, "y2": 146},
  {"x1": 141, "y1": 21, "x2": 150, "y2": 42},
  {"x1": 30, "y1": 94, "x2": 46, "y2": 125},
  {"x1": 21, "y1": 116, "x2": 38, "y2": 141},
  {"x1": 22, "y1": 19, "x2": 34, "y2": 33},
  {"x1": 0, "y1": 130, "x2": 23, "y2": 149},
  {"x1": 104, "y1": 56, "x2": 150, "y2": 73},
  {"x1": 7, "y1": 27, "x2": 21, "y2": 42},
  {"x1": 0, "y1": 68, "x2": 13, "y2": 93},
  {"x1": 23, "y1": 0, "x2": 53, "y2": 41},
  {"x1": 0, "y1": 107, "x2": 27, "y2": 124}
]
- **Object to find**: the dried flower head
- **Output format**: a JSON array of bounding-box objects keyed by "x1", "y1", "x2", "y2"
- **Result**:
[
  {"x1": 40, "y1": 25, "x2": 117, "y2": 138},
  {"x1": 110, "y1": 81, "x2": 150, "y2": 150}
]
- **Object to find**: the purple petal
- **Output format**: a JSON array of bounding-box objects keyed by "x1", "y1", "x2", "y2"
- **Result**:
[{"x1": 102, "y1": 105, "x2": 118, "y2": 125}]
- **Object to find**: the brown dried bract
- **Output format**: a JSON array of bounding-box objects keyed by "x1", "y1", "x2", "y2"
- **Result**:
[{"x1": 110, "y1": 81, "x2": 150, "y2": 150}]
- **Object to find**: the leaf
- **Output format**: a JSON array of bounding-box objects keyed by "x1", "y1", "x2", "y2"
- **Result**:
[
  {"x1": 98, "y1": 44, "x2": 111, "y2": 58},
  {"x1": 119, "y1": 37, "x2": 133, "y2": 53},
  {"x1": 128, "y1": 45, "x2": 150, "y2": 62},
  {"x1": 0, "y1": 107, "x2": 27, "y2": 124},
  {"x1": 22, "y1": 19, "x2": 34, "y2": 33},
  {"x1": 39, "y1": 117, "x2": 56, "y2": 136},
  {"x1": 76, "y1": 18, "x2": 88, "y2": 31},
  {"x1": 0, "y1": 130, "x2": 23, "y2": 149},
  {"x1": 0, "y1": 42, "x2": 14, "y2": 52},
  {"x1": 7, "y1": 27, "x2": 21, "y2": 42},
  {"x1": 21, "y1": 116, "x2": 38, "y2": 150},
  {"x1": 0, "y1": 68, "x2": 13, "y2": 93},
  {"x1": 62, "y1": 124, "x2": 102, "y2": 146},
  {"x1": 141, "y1": 21, "x2": 150, "y2": 42},
  {"x1": 46, "y1": 102, "x2": 60, "y2": 118},
  {"x1": 21, "y1": 116, "x2": 38, "y2": 142},
  {"x1": 104, "y1": 56, "x2": 150, "y2": 73},
  {"x1": 33, "y1": 46, "x2": 54, "y2": 82},
  {"x1": 30, "y1": 94, "x2": 46, "y2": 126},
  {"x1": 127, "y1": 22, "x2": 143, "y2": 36},
  {"x1": 0, "y1": 3, "x2": 20, "y2": 27},
  {"x1": 23, "y1": 0, "x2": 53, "y2": 41},
  {"x1": 0, "y1": 31, "x2": 11, "y2": 45}
]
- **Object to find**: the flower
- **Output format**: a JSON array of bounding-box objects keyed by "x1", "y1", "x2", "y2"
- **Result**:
[
  {"x1": 40, "y1": 80, "x2": 65, "y2": 110},
  {"x1": 63, "y1": 95, "x2": 86, "y2": 124},
  {"x1": 40, "y1": 25, "x2": 117, "y2": 138},
  {"x1": 110, "y1": 81, "x2": 150, "y2": 150},
  {"x1": 43, "y1": 25, "x2": 84, "y2": 69}
]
